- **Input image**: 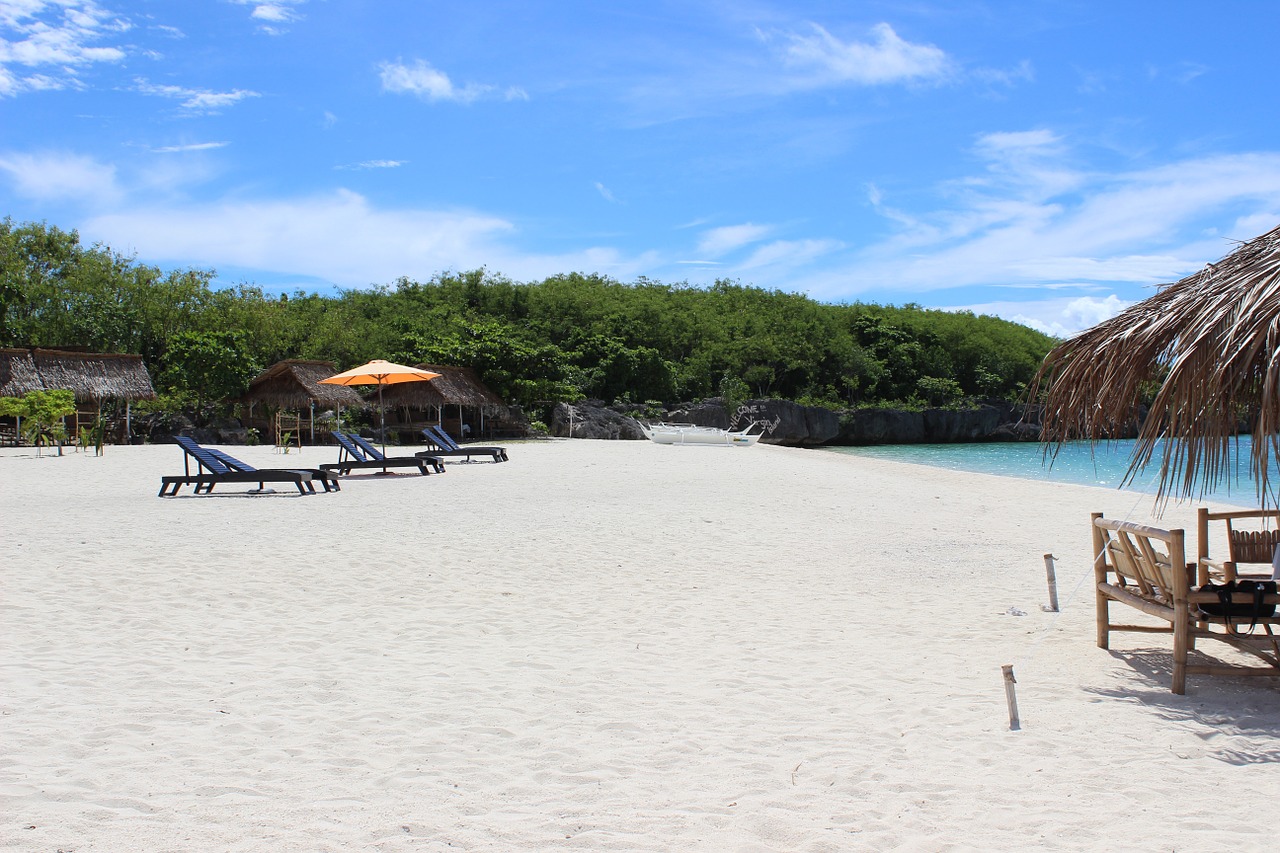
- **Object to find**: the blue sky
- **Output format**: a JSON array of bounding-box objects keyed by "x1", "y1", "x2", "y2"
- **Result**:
[{"x1": 3, "y1": 1, "x2": 1280, "y2": 337}]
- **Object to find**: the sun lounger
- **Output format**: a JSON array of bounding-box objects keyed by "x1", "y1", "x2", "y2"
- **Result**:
[
  {"x1": 417, "y1": 425, "x2": 509, "y2": 463},
  {"x1": 320, "y1": 432, "x2": 445, "y2": 476},
  {"x1": 160, "y1": 436, "x2": 341, "y2": 496}
]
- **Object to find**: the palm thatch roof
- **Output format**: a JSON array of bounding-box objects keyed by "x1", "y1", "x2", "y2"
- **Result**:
[
  {"x1": 242, "y1": 359, "x2": 368, "y2": 410},
  {"x1": 376, "y1": 363, "x2": 506, "y2": 410},
  {"x1": 1030, "y1": 222, "x2": 1280, "y2": 506},
  {"x1": 0, "y1": 348, "x2": 156, "y2": 403}
]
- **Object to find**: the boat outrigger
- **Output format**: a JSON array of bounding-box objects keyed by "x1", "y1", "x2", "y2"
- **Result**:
[{"x1": 638, "y1": 421, "x2": 765, "y2": 446}]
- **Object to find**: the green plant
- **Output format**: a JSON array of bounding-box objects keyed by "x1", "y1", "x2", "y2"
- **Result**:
[
  {"x1": 78, "y1": 415, "x2": 106, "y2": 456},
  {"x1": 245, "y1": 427, "x2": 260, "y2": 446},
  {"x1": 0, "y1": 388, "x2": 76, "y2": 456}
]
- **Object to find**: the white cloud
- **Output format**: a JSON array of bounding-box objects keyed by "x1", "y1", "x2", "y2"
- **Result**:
[
  {"x1": 594, "y1": 182, "x2": 618, "y2": 203},
  {"x1": 0, "y1": 0, "x2": 128, "y2": 96},
  {"x1": 228, "y1": 0, "x2": 306, "y2": 32},
  {"x1": 777, "y1": 22, "x2": 952, "y2": 87},
  {"x1": 134, "y1": 78, "x2": 260, "y2": 112},
  {"x1": 152, "y1": 141, "x2": 229, "y2": 153},
  {"x1": 738, "y1": 238, "x2": 842, "y2": 271},
  {"x1": 251, "y1": 5, "x2": 297, "y2": 24},
  {"x1": 835, "y1": 133, "x2": 1280, "y2": 300},
  {"x1": 379, "y1": 59, "x2": 524, "y2": 104},
  {"x1": 955, "y1": 294, "x2": 1134, "y2": 338},
  {"x1": 697, "y1": 222, "x2": 773, "y2": 256},
  {"x1": 0, "y1": 149, "x2": 121, "y2": 205},
  {"x1": 75, "y1": 188, "x2": 661, "y2": 289},
  {"x1": 336, "y1": 159, "x2": 406, "y2": 170}
]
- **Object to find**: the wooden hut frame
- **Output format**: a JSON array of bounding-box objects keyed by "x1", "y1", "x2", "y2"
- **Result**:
[
  {"x1": 375, "y1": 363, "x2": 507, "y2": 439},
  {"x1": 0, "y1": 348, "x2": 156, "y2": 442},
  {"x1": 240, "y1": 360, "x2": 367, "y2": 445}
]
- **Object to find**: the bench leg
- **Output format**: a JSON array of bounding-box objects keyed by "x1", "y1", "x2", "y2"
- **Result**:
[{"x1": 1172, "y1": 605, "x2": 1189, "y2": 694}]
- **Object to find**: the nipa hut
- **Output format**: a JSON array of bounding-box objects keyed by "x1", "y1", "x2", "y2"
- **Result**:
[
  {"x1": 240, "y1": 359, "x2": 367, "y2": 444},
  {"x1": 377, "y1": 363, "x2": 508, "y2": 440},
  {"x1": 0, "y1": 348, "x2": 156, "y2": 441}
]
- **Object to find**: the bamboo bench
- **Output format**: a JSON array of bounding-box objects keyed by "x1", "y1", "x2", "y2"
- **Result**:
[{"x1": 1092, "y1": 512, "x2": 1280, "y2": 694}]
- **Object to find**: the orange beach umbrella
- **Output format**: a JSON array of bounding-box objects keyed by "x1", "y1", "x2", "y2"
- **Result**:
[{"x1": 319, "y1": 359, "x2": 440, "y2": 455}]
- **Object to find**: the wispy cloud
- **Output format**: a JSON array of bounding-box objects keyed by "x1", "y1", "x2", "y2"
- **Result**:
[
  {"x1": 697, "y1": 222, "x2": 773, "y2": 256},
  {"x1": 795, "y1": 137, "x2": 1280, "y2": 338},
  {"x1": 773, "y1": 22, "x2": 953, "y2": 88},
  {"x1": 228, "y1": 0, "x2": 307, "y2": 34},
  {"x1": 151, "y1": 141, "x2": 230, "y2": 153},
  {"x1": 336, "y1": 159, "x2": 406, "y2": 171},
  {"x1": 0, "y1": 149, "x2": 122, "y2": 205},
  {"x1": 594, "y1": 182, "x2": 619, "y2": 203},
  {"x1": 134, "y1": 78, "x2": 260, "y2": 112},
  {"x1": 78, "y1": 188, "x2": 659, "y2": 288},
  {"x1": 0, "y1": 0, "x2": 129, "y2": 97},
  {"x1": 379, "y1": 59, "x2": 527, "y2": 104}
]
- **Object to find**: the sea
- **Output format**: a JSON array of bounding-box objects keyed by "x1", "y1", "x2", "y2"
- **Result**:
[{"x1": 822, "y1": 438, "x2": 1278, "y2": 509}]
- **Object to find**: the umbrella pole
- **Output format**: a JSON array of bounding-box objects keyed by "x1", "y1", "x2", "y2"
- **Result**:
[{"x1": 379, "y1": 383, "x2": 389, "y2": 473}]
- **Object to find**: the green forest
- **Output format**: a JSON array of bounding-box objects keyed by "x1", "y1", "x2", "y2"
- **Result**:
[{"x1": 1, "y1": 218, "x2": 1057, "y2": 419}]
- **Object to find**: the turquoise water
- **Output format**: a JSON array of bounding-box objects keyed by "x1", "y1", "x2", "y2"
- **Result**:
[{"x1": 824, "y1": 439, "x2": 1275, "y2": 507}]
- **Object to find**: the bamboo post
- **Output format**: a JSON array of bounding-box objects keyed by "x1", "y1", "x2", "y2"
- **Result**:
[
  {"x1": 1043, "y1": 553, "x2": 1059, "y2": 612},
  {"x1": 1001, "y1": 665, "x2": 1020, "y2": 730},
  {"x1": 1196, "y1": 507, "x2": 1210, "y2": 587},
  {"x1": 1091, "y1": 513, "x2": 1110, "y2": 649},
  {"x1": 1170, "y1": 529, "x2": 1189, "y2": 695}
]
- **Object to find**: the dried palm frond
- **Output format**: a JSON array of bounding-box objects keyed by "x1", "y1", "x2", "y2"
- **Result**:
[{"x1": 1029, "y1": 222, "x2": 1280, "y2": 507}]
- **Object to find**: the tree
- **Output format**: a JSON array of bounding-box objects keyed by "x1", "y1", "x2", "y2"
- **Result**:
[{"x1": 161, "y1": 330, "x2": 260, "y2": 412}]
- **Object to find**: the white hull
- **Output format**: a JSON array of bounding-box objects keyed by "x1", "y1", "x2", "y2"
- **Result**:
[{"x1": 640, "y1": 422, "x2": 763, "y2": 446}]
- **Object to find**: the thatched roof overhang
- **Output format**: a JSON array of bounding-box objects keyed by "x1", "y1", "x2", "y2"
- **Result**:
[
  {"x1": 0, "y1": 348, "x2": 156, "y2": 403},
  {"x1": 1030, "y1": 222, "x2": 1280, "y2": 506},
  {"x1": 242, "y1": 359, "x2": 367, "y2": 410},
  {"x1": 376, "y1": 363, "x2": 506, "y2": 410},
  {"x1": 0, "y1": 349, "x2": 42, "y2": 397}
]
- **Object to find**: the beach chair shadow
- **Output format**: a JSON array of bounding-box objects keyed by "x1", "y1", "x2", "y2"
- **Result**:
[
  {"x1": 160, "y1": 436, "x2": 341, "y2": 497},
  {"x1": 417, "y1": 425, "x2": 509, "y2": 463},
  {"x1": 320, "y1": 432, "x2": 444, "y2": 476}
]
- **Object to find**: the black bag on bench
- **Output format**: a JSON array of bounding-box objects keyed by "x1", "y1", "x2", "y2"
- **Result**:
[{"x1": 1198, "y1": 580, "x2": 1278, "y2": 635}]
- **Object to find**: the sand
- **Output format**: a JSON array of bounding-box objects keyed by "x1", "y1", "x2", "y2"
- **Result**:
[{"x1": 2, "y1": 438, "x2": 1279, "y2": 852}]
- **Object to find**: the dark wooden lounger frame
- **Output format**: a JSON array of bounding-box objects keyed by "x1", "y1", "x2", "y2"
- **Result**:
[
  {"x1": 417, "y1": 425, "x2": 509, "y2": 463},
  {"x1": 160, "y1": 437, "x2": 341, "y2": 497},
  {"x1": 320, "y1": 432, "x2": 445, "y2": 476}
]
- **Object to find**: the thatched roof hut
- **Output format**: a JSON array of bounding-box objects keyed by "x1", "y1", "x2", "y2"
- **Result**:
[
  {"x1": 377, "y1": 364, "x2": 505, "y2": 410},
  {"x1": 0, "y1": 348, "x2": 155, "y2": 403},
  {"x1": 1031, "y1": 222, "x2": 1280, "y2": 506},
  {"x1": 242, "y1": 359, "x2": 367, "y2": 411}
]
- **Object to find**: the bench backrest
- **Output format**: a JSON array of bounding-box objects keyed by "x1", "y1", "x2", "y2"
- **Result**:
[
  {"x1": 1228, "y1": 523, "x2": 1280, "y2": 565},
  {"x1": 1092, "y1": 514, "x2": 1186, "y2": 602}
]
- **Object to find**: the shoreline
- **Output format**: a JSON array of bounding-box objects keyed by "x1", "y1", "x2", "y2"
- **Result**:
[{"x1": 3, "y1": 440, "x2": 1278, "y2": 851}]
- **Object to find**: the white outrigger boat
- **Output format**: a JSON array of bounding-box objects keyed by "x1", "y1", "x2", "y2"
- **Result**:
[{"x1": 639, "y1": 421, "x2": 764, "y2": 446}]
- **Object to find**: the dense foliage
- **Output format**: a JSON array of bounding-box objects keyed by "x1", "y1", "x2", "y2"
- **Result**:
[{"x1": 0, "y1": 218, "x2": 1056, "y2": 415}]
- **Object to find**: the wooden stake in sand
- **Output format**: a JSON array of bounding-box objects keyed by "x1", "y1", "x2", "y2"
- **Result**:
[
  {"x1": 1042, "y1": 553, "x2": 1059, "y2": 612},
  {"x1": 1001, "y1": 665, "x2": 1021, "y2": 731}
]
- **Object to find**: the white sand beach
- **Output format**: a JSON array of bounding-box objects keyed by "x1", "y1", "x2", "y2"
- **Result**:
[{"x1": 3, "y1": 438, "x2": 1279, "y2": 852}]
